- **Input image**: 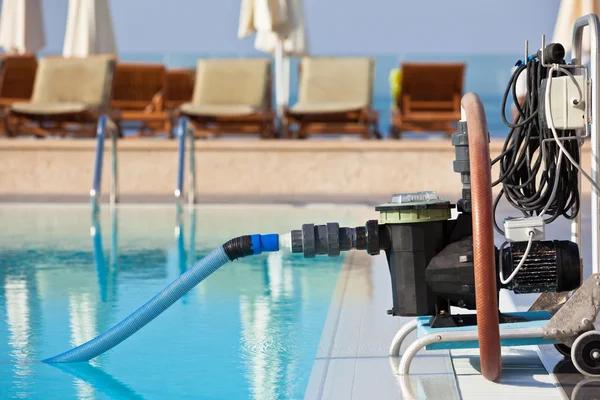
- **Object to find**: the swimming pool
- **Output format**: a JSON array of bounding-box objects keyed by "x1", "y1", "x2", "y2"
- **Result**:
[{"x1": 0, "y1": 205, "x2": 373, "y2": 399}]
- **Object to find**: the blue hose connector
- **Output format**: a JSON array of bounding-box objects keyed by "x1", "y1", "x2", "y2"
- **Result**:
[{"x1": 250, "y1": 234, "x2": 279, "y2": 255}]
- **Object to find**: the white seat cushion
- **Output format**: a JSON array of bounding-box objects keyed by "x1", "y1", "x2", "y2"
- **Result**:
[
  {"x1": 11, "y1": 102, "x2": 88, "y2": 115},
  {"x1": 288, "y1": 102, "x2": 366, "y2": 115},
  {"x1": 179, "y1": 103, "x2": 259, "y2": 117}
]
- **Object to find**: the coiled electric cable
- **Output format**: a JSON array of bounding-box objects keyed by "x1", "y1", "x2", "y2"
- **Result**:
[{"x1": 492, "y1": 55, "x2": 580, "y2": 234}]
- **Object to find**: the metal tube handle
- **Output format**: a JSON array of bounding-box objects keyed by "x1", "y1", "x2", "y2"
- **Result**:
[{"x1": 572, "y1": 14, "x2": 600, "y2": 275}]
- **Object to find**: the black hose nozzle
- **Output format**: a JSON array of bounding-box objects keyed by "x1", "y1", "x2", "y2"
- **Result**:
[{"x1": 223, "y1": 236, "x2": 253, "y2": 260}]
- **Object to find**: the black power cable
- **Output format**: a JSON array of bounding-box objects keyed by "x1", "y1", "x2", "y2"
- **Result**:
[{"x1": 492, "y1": 52, "x2": 580, "y2": 234}]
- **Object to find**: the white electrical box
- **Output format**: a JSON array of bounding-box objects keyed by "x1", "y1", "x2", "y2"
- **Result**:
[
  {"x1": 504, "y1": 216, "x2": 545, "y2": 242},
  {"x1": 542, "y1": 75, "x2": 587, "y2": 130}
]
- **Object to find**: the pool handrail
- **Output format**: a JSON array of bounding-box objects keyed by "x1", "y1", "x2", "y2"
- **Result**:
[
  {"x1": 175, "y1": 117, "x2": 196, "y2": 207},
  {"x1": 91, "y1": 115, "x2": 119, "y2": 212}
]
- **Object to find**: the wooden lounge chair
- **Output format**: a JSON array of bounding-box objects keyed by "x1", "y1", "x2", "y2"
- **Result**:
[
  {"x1": 111, "y1": 62, "x2": 171, "y2": 138},
  {"x1": 178, "y1": 59, "x2": 275, "y2": 138},
  {"x1": 284, "y1": 57, "x2": 380, "y2": 139},
  {"x1": 0, "y1": 54, "x2": 38, "y2": 135},
  {"x1": 165, "y1": 68, "x2": 195, "y2": 110},
  {"x1": 6, "y1": 55, "x2": 116, "y2": 138},
  {"x1": 0, "y1": 54, "x2": 37, "y2": 107},
  {"x1": 390, "y1": 63, "x2": 464, "y2": 139}
]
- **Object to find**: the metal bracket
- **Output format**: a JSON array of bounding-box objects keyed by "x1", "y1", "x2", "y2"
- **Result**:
[
  {"x1": 392, "y1": 324, "x2": 543, "y2": 376},
  {"x1": 543, "y1": 273, "x2": 600, "y2": 344}
]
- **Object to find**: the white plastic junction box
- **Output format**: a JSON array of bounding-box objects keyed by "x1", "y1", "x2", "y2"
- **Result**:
[
  {"x1": 542, "y1": 74, "x2": 587, "y2": 130},
  {"x1": 504, "y1": 216, "x2": 546, "y2": 242}
]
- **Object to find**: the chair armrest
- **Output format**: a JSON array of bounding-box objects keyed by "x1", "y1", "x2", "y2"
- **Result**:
[
  {"x1": 143, "y1": 90, "x2": 165, "y2": 113},
  {"x1": 401, "y1": 93, "x2": 411, "y2": 116}
]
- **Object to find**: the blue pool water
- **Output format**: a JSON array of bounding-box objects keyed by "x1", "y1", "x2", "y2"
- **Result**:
[{"x1": 0, "y1": 206, "x2": 364, "y2": 399}]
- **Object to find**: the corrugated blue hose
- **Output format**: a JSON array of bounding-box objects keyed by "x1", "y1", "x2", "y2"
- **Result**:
[
  {"x1": 44, "y1": 233, "x2": 280, "y2": 363},
  {"x1": 43, "y1": 246, "x2": 231, "y2": 363}
]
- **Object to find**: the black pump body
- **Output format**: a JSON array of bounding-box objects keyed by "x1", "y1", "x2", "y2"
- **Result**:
[{"x1": 383, "y1": 213, "x2": 473, "y2": 317}]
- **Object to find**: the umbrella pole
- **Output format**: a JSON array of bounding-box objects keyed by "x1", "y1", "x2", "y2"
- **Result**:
[
  {"x1": 274, "y1": 39, "x2": 287, "y2": 137},
  {"x1": 283, "y1": 54, "x2": 290, "y2": 109}
]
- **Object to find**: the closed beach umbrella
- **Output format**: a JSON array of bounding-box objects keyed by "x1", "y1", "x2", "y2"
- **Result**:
[
  {"x1": 63, "y1": 0, "x2": 117, "y2": 57},
  {"x1": 552, "y1": 0, "x2": 600, "y2": 54},
  {"x1": 0, "y1": 0, "x2": 46, "y2": 54},
  {"x1": 238, "y1": 0, "x2": 308, "y2": 113}
]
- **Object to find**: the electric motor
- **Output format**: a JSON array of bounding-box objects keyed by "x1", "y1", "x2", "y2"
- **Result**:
[{"x1": 500, "y1": 239, "x2": 581, "y2": 294}]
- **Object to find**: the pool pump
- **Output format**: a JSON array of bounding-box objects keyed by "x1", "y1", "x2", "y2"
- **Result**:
[
  {"x1": 288, "y1": 190, "x2": 581, "y2": 323},
  {"x1": 287, "y1": 110, "x2": 583, "y2": 327}
]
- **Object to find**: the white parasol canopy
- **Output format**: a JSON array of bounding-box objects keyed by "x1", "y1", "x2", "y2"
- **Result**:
[
  {"x1": 238, "y1": 0, "x2": 308, "y2": 113},
  {"x1": 63, "y1": 0, "x2": 117, "y2": 57},
  {"x1": 552, "y1": 0, "x2": 600, "y2": 54},
  {"x1": 0, "y1": 0, "x2": 46, "y2": 54}
]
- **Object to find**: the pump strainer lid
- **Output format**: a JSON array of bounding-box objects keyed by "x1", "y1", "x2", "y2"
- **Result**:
[
  {"x1": 376, "y1": 191, "x2": 453, "y2": 211},
  {"x1": 375, "y1": 191, "x2": 453, "y2": 224}
]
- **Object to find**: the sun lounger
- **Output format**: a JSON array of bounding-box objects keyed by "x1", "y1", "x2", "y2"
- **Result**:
[
  {"x1": 284, "y1": 57, "x2": 380, "y2": 139},
  {"x1": 0, "y1": 54, "x2": 37, "y2": 106},
  {"x1": 165, "y1": 68, "x2": 195, "y2": 110},
  {"x1": 390, "y1": 63, "x2": 464, "y2": 139},
  {"x1": 111, "y1": 62, "x2": 171, "y2": 138},
  {"x1": 178, "y1": 59, "x2": 275, "y2": 138},
  {"x1": 0, "y1": 54, "x2": 37, "y2": 135},
  {"x1": 6, "y1": 55, "x2": 116, "y2": 138}
]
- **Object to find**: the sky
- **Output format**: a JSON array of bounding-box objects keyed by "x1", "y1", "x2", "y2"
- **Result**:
[{"x1": 37, "y1": 0, "x2": 563, "y2": 56}]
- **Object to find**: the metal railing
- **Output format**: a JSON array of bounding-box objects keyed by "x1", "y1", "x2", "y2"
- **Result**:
[
  {"x1": 91, "y1": 115, "x2": 119, "y2": 213},
  {"x1": 571, "y1": 14, "x2": 600, "y2": 275},
  {"x1": 175, "y1": 117, "x2": 196, "y2": 207}
]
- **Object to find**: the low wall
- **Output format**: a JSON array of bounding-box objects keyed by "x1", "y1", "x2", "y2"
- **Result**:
[{"x1": 0, "y1": 139, "x2": 594, "y2": 202}]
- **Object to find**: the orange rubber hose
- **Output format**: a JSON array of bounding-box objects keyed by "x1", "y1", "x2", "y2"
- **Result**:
[{"x1": 462, "y1": 92, "x2": 502, "y2": 382}]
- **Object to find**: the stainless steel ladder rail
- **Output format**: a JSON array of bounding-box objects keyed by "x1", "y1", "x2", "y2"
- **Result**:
[
  {"x1": 175, "y1": 117, "x2": 196, "y2": 207},
  {"x1": 91, "y1": 115, "x2": 119, "y2": 212}
]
